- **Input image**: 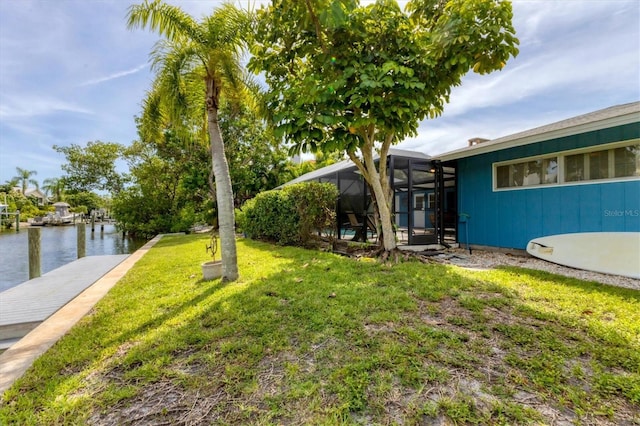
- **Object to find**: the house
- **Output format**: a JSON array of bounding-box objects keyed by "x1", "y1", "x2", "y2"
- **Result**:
[
  {"x1": 279, "y1": 102, "x2": 639, "y2": 249},
  {"x1": 438, "y1": 101, "x2": 640, "y2": 250},
  {"x1": 24, "y1": 188, "x2": 47, "y2": 206},
  {"x1": 12, "y1": 187, "x2": 48, "y2": 206}
]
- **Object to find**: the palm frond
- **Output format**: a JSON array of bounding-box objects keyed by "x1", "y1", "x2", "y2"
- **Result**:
[
  {"x1": 241, "y1": 74, "x2": 269, "y2": 121},
  {"x1": 204, "y1": 3, "x2": 252, "y2": 49},
  {"x1": 127, "y1": 0, "x2": 205, "y2": 45},
  {"x1": 139, "y1": 85, "x2": 166, "y2": 143},
  {"x1": 133, "y1": 1, "x2": 257, "y2": 153}
]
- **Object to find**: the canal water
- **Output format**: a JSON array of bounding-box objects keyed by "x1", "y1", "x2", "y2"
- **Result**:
[{"x1": 0, "y1": 224, "x2": 147, "y2": 292}]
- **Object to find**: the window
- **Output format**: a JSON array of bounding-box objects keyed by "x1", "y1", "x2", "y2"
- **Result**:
[
  {"x1": 614, "y1": 145, "x2": 640, "y2": 177},
  {"x1": 564, "y1": 153, "x2": 585, "y2": 182},
  {"x1": 494, "y1": 140, "x2": 639, "y2": 190},
  {"x1": 589, "y1": 150, "x2": 609, "y2": 180},
  {"x1": 496, "y1": 157, "x2": 557, "y2": 188}
]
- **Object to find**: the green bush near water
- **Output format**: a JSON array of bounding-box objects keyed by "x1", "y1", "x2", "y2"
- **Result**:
[{"x1": 239, "y1": 182, "x2": 338, "y2": 245}]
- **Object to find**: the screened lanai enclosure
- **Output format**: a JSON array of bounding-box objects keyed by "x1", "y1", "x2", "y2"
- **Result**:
[{"x1": 283, "y1": 149, "x2": 457, "y2": 246}]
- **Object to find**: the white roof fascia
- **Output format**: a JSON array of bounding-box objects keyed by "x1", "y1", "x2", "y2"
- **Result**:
[
  {"x1": 280, "y1": 158, "x2": 354, "y2": 187},
  {"x1": 279, "y1": 148, "x2": 431, "y2": 188},
  {"x1": 437, "y1": 102, "x2": 640, "y2": 162}
]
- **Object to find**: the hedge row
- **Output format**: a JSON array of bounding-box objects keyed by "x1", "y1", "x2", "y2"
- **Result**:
[{"x1": 238, "y1": 182, "x2": 338, "y2": 245}]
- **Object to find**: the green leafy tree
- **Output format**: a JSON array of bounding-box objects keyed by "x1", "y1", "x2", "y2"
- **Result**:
[
  {"x1": 287, "y1": 151, "x2": 345, "y2": 180},
  {"x1": 127, "y1": 0, "x2": 254, "y2": 281},
  {"x1": 42, "y1": 177, "x2": 66, "y2": 202},
  {"x1": 2, "y1": 188, "x2": 48, "y2": 220},
  {"x1": 250, "y1": 0, "x2": 519, "y2": 252},
  {"x1": 115, "y1": 102, "x2": 290, "y2": 237},
  {"x1": 0, "y1": 178, "x2": 19, "y2": 194},
  {"x1": 53, "y1": 141, "x2": 125, "y2": 194},
  {"x1": 113, "y1": 129, "x2": 212, "y2": 237},
  {"x1": 65, "y1": 192, "x2": 103, "y2": 214},
  {"x1": 13, "y1": 167, "x2": 38, "y2": 194},
  {"x1": 220, "y1": 102, "x2": 293, "y2": 206}
]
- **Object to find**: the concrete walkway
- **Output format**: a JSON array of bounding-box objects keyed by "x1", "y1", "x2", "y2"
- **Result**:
[{"x1": 0, "y1": 235, "x2": 163, "y2": 394}]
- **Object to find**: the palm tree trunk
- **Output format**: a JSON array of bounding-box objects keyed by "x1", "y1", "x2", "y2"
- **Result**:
[{"x1": 206, "y1": 79, "x2": 239, "y2": 281}]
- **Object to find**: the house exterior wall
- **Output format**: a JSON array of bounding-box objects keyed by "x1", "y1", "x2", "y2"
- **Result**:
[{"x1": 455, "y1": 122, "x2": 640, "y2": 249}]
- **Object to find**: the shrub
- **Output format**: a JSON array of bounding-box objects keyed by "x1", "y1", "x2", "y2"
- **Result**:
[
  {"x1": 241, "y1": 190, "x2": 298, "y2": 244},
  {"x1": 240, "y1": 182, "x2": 338, "y2": 246},
  {"x1": 284, "y1": 182, "x2": 338, "y2": 242},
  {"x1": 71, "y1": 205, "x2": 88, "y2": 215},
  {"x1": 234, "y1": 208, "x2": 246, "y2": 233}
]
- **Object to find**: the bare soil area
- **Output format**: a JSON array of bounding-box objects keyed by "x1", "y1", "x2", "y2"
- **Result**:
[{"x1": 421, "y1": 248, "x2": 639, "y2": 291}]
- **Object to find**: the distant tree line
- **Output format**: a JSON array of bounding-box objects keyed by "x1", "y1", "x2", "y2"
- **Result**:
[{"x1": 2, "y1": 118, "x2": 331, "y2": 234}]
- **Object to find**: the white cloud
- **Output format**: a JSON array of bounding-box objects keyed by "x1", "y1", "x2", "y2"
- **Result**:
[
  {"x1": 79, "y1": 63, "x2": 149, "y2": 87},
  {"x1": 437, "y1": 0, "x2": 639, "y2": 118},
  {"x1": 393, "y1": 0, "x2": 640, "y2": 156},
  {"x1": 0, "y1": 95, "x2": 93, "y2": 119},
  {"x1": 0, "y1": 95, "x2": 93, "y2": 120}
]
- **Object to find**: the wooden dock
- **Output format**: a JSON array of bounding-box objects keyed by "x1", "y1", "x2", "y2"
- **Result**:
[
  {"x1": 0, "y1": 255, "x2": 129, "y2": 342},
  {"x1": 0, "y1": 235, "x2": 163, "y2": 394}
]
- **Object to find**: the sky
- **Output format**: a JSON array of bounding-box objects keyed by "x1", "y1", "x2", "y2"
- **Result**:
[{"x1": 0, "y1": 0, "x2": 639, "y2": 189}]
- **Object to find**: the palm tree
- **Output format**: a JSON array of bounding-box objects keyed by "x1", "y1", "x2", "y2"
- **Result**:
[
  {"x1": 127, "y1": 0, "x2": 252, "y2": 281},
  {"x1": 13, "y1": 167, "x2": 38, "y2": 194},
  {"x1": 42, "y1": 177, "x2": 65, "y2": 202}
]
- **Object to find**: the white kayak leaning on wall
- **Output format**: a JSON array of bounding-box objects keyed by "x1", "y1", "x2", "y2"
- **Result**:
[{"x1": 527, "y1": 232, "x2": 640, "y2": 279}]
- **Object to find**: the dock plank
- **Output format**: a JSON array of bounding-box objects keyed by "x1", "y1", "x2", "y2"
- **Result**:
[{"x1": 0, "y1": 255, "x2": 129, "y2": 327}]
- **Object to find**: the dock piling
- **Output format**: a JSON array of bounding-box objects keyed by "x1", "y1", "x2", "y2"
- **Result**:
[
  {"x1": 15, "y1": 211, "x2": 20, "y2": 232},
  {"x1": 77, "y1": 223, "x2": 86, "y2": 258},
  {"x1": 28, "y1": 228, "x2": 41, "y2": 279}
]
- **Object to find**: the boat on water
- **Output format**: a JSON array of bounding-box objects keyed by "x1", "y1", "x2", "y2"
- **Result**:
[{"x1": 31, "y1": 202, "x2": 82, "y2": 226}]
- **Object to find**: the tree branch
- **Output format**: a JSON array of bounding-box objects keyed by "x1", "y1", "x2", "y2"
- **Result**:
[
  {"x1": 304, "y1": 0, "x2": 329, "y2": 55},
  {"x1": 347, "y1": 151, "x2": 369, "y2": 185},
  {"x1": 378, "y1": 131, "x2": 394, "y2": 185}
]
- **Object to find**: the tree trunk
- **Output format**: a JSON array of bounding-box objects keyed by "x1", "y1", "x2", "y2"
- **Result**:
[
  {"x1": 206, "y1": 79, "x2": 238, "y2": 281},
  {"x1": 348, "y1": 138, "x2": 397, "y2": 252},
  {"x1": 366, "y1": 163, "x2": 396, "y2": 251}
]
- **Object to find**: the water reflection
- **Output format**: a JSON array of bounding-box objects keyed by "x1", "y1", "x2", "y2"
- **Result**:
[{"x1": 0, "y1": 224, "x2": 147, "y2": 292}]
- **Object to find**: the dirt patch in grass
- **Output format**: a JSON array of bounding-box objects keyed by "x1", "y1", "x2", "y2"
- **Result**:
[
  {"x1": 88, "y1": 380, "x2": 227, "y2": 425},
  {"x1": 402, "y1": 294, "x2": 621, "y2": 425}
]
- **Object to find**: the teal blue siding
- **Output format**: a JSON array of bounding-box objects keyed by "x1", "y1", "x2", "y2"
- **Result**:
[{"x1": 455, "y1": 123, "x2": 640, "y2": 249}]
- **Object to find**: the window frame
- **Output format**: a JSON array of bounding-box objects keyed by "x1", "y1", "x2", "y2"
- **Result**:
[
  {"x1": 427, "y1": 193, "x2": 436, "y2": 209},
  {"x1": 492, "y1": 139, "x2": 639, "y2": 191}
]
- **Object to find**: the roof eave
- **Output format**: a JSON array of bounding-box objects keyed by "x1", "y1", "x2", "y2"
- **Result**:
[
  {"x1": 279, "y1": 148, "x2": 431, "y2": 188},
  {"x1": 437, "y1": 106, "x2": 640, "y2": 162}
]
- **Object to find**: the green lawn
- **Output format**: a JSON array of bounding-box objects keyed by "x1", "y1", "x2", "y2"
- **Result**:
[{"x1": 1, "y1": 234, "x2": 638, "y2": 425}]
